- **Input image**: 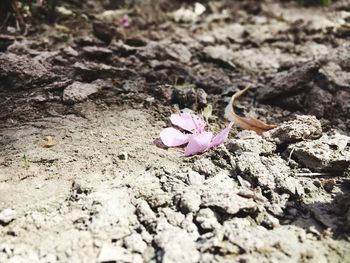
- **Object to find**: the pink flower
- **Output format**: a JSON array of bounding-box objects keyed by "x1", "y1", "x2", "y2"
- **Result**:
[
  {"x1": 160, "y1": 112, "x2": 233, "y2": 156},
  {"x1": 120, "y1": 14, "x2": 130, "y2": 27}
]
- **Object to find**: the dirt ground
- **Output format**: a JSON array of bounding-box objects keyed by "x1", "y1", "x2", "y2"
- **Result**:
[{"x1": 0, "y1": 0, "x2": 350, "y2": 262}]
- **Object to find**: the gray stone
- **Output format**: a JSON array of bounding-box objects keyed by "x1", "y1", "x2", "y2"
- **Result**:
[
  {"x1": 210, "y1": 23, "x2": 245, "y2": 43},
  {"x1": 257, "y1": 60, "x2": 323, "y2": 101},
  {"x1": 334, "y1": 90, "x2": 350, "y2": 117},
  {"x1": 62, "y1": 46, "x2": 79, "y2": 57},
  {"x1": 161, "y1": 207, "x2": 185, "y2": 227},
  {"x1": 264, "y1": 115, "x2": 322, "y2": 144},
  {"x1": 180, "y1": 214, "x2": 199, "y2": 240},
  {"x1": 236, "y1": 153, "x2": 296, "y2": 193},
  {"x1": 73, "y1": 61, "x2": 136, "y2": 80},
  {"x1": 186, "y1": 170, "x2": 205, "y2": 186},
  {"x1": 179, "y1": 189, "x2": 201, "y2": 213},
  {"x1": 201, "y1": 190, "x2": 257, "y2": 215},
  {"x1": 0, "y1": 208, "x2": 16, "y2": 225},
  {"x1": 227, "y1": 130, "x2": 276, "y2": 155},
  {"x1": 141, "y1": 41, "x2": 191, "y2": 64},
  {"x1": 289, "y1": 132, "x2": 350, "y2": 172},
  {"x1": 305, "y1": 87, "x2": 333, "y2": 118},
  {"x1": 200, "y1": 173, "x2": 258, "y2": 215},
  {"x1": 192, "y1": 158, "x2": 218, "y2": 177},
  {"x1": 267, "y1": 192, "x2": 290, "y2": 216},
  {"x1": 0, "y1": 53, "x2": 54, "y2": 90},
  {"x1": 98, "y1": 243, "x2": 133, "y2": 263},
  {"x1": 317, "y1": 61, "x2": 350, "y2": 92},
  {"x1": 155, "y1": 226, "x2": 200, "y2": 263},
  {"x1": 124, "y1": 234, "x2": 147, "y2": 254},
  {"x1": 63, "y1": 81, "x2": 101, "y2": 103},
  {"x1": 165, "y1": 43, "x2": 192, "y2": 64},
  {"x1": 136, "y1": 200, "x2": 157, "y2": 226},
  {"x1": 256, "y1": 211, "x2": 280, "y2": 229},
  {"x1": 195, "y1": 208, "x2": 220, "y2": 231},
  {"x1": 223, "y1": 222, "x2": 332, "y2": 263},
  {"x1": 86, "y1": 189, "x2": 137, "y2": 235},
  {"x1": 203, "y1": 45, "x2": 236, "y2": 69}
]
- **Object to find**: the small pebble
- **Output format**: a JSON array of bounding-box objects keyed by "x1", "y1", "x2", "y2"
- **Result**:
[
  {"x1": 0, "y1": 208, "x2": 16, "y2": 226},
  {"x1": 118, "y1": 152, "x2": 128, "y2": 161},
  {"x1": 322, "y1": 179, "x2": 335, "y2": 193}
]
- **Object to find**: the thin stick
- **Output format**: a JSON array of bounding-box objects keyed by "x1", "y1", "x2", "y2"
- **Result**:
[
  {"x1": 295, "y1": 172, "x2": 335, "y2": 177},
  {"x1": 287, "y1": 146, "x2": 295, "y2": 165}
]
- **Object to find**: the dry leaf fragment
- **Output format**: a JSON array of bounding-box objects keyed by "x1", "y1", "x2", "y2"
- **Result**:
[
  {"x1": 202, "y1": 104, "x2": 213, "y2": 122},
  {"x1": 42, "y1": 136, "x2": 57, "y2": 148},
  {"x1": 225, "y1": 86, "x2": 277, "y2": 134}
]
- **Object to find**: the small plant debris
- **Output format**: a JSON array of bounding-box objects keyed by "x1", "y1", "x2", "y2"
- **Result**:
[{"x1": 225, "y1": 87, "x2": 277, "y2": 134}]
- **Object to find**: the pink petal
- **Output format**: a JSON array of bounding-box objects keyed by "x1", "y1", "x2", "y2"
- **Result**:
[
  {"x1": 160, "y1": 127, "x2": 190, "y2": 147},
  {"x1": 184, "y1": 131, "x2": 213, "y2": 156},
  {"x1": 209, "y1": 122, "x2": 233, "y2": 148},
  {"x1": 120, "y1": 15, "x2": 130, "y2": 27},
  {"x1": 170, "y1": 113, "x2": 206, "y2": 133}
]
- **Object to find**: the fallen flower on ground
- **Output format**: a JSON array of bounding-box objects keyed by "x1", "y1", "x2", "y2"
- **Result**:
[{"x1": 160, "y1": 112, "x2": 233, "y2": 156}]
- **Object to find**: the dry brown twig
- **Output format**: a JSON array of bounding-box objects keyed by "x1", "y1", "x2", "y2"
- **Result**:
[{"x1": 225, "y1": 86, "x2": 277, "y2": 134}]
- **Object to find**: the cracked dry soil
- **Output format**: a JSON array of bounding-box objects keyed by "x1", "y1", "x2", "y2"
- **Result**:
[{"x1": 1, "y1": 0, "x2": 350, "y2": 262}]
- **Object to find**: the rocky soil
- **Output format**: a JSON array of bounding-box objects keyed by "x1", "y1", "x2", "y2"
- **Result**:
[{"x1": 0, "y1": 0, "x2": 350, "y2": 262}]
